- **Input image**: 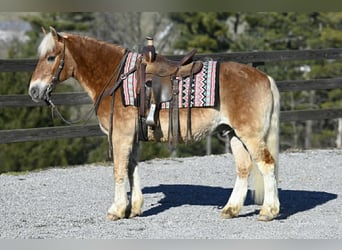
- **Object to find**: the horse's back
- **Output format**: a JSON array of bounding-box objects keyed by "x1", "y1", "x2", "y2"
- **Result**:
[
  {"x1": 219, "y1": 61, "x2": 271, "y2": 89},
  {"x1": 218, "y1": 61, "x2": 275, "y2": 136}
]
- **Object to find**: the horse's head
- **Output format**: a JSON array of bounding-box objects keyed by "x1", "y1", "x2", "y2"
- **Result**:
[{"x1": 28, "y1": 27, "x2": 73, "y2": 103}]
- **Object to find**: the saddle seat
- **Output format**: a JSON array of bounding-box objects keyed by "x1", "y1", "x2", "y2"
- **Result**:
[{"x1": 144, "y1": 49, "x2": 203, "y2": 78}]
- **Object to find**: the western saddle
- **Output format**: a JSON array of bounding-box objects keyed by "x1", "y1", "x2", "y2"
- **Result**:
[{"x1": 136, "y1": 37, "x2": 203, "y2": 146}]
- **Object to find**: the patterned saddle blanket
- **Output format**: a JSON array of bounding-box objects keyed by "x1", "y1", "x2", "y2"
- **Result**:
[{"x1": 122, "y1": 52, "x2": 219, "y2": 108}]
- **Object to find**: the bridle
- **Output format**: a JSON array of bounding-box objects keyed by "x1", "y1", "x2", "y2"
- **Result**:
[
  {"x1": 34, "y1": 33, "x2": 138, "y2": 160},
  {"x1": 44, "y1": 38, "x2": 66, "y2": 107},
  {"x1": 40, "y1": 37, "x2": 134, "y2": 128},
  {"x1": 41, "y1": 37, "x2": 89, "y2": 125},
  {"x1": 41, "y1": 37, "x2": 83, "y2": 125}
]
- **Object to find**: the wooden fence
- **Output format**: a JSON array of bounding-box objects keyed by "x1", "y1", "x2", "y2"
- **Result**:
[{"x1": 1, "y1": 48, "x2": 342, "y2": 144}]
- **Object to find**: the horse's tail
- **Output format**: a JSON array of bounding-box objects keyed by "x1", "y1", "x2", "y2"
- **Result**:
[{"x1": 252, "y1": 75, "x2": 280, "y2": 205}]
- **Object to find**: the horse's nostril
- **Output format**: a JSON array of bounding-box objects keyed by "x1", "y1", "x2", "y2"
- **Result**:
[{"x1": 29, "y1": 87, "x2": 40, "y2": 99}]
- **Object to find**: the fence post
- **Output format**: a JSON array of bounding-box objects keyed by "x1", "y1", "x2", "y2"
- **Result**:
[
  {"x1": 206, "y1": 134, "x2": 212, "y2": 155},
  {"x1": 337, "y1": 118, "x2": 342, "y2": 148}
]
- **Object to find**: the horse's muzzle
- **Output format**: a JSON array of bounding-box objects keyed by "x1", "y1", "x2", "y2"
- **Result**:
[
  {"x1": 29, "y1": 84, "x2": 49, "y2": 102},
  {"x1": 29, "y1": 86, "x2": 41, "y2": 100}
]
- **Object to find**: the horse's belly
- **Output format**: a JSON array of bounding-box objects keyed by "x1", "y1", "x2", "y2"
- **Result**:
[{"x1": 148, "y1": 107, "x2": 222, "y2": 142}]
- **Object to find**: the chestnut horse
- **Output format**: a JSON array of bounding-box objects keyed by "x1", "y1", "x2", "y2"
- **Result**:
[{"x1": 28, "y1": 27, "x2": 280, "y2": 221}]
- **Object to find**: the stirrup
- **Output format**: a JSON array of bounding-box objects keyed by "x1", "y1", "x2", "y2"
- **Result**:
[{"x1": 146, "y1": 103, "x2": 156, "y2": 126}]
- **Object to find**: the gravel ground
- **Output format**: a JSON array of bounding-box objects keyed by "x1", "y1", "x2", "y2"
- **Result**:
[{"x1": 0, "y1": 149, "x2": 341, "y2": 239}]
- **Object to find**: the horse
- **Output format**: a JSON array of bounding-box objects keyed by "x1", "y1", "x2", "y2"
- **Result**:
[{"x1": 28, "y1": 27, "x2": 280, "y2": 221}]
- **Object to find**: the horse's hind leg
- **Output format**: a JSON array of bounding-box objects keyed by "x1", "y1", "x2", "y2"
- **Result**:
[
  {"x1": 243, "y1": 138, "x2": 280, "y2": 221},
  {"x1": 127, "y1": 142, "x2": 144, "y2": 218},
  {"x1": 221, "y1": 136, "x2": 252, "y2": 219}
]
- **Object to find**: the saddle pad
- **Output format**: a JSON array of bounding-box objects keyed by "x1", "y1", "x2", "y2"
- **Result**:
[{"x1": 122, "y1": 51, "x2": 219, "y2": 108}]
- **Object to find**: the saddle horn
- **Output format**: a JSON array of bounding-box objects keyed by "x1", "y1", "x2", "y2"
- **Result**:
[{"x1": 143, "y1": 36, "x2": 156, "y2": 63}]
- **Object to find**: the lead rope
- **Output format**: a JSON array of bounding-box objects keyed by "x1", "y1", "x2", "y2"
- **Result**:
[{"x1": 46, "y1": 98, "x2": 95, "y2": 126}]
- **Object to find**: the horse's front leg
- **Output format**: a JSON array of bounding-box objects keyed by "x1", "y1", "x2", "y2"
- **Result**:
[
  {"x1": 107, "y1": 135, "x2": 133, "y2": 221},
  {"x1": 127, "y1": 142, "x2": 143, "y2": 218}
]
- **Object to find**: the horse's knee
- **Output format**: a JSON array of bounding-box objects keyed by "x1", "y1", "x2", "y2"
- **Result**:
[
  {"x1": 261, "y1": 148, "x2": 275, "y2": 165},
  {"x1": 257, "y1": 160, "x2": 275, "y2": 176},
  {"x1": 240, "y1": 138, "x2": 275, "y2": 175}
]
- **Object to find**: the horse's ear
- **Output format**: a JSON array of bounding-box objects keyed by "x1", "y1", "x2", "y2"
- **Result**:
[
  {"x1": 50, "y1": 26, "x2": 58, "y2": 40},
  {"x1": 41, "y1": 27, "x2": 47, "y2": 35},
  {"x1": 50, "y1": 26, "x2": 62, "y2": 41},
  {"x1": 49, "y1": 26, "x2": 68, "y2": 41}
]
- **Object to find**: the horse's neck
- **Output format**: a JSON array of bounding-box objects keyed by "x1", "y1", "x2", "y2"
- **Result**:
[{"x1": 68, "y1": 35, "x2": 126, "y2": 101}]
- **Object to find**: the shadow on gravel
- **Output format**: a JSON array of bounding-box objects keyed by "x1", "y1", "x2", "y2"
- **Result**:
[
  {"x1": 142, "y1": 184, "x2": 230, "y2": 217},
  {"x1": 277, "y1": 189, "x2": 338, "y2": 220},
  {"x1": 142, "y1": 185, "x2": 337, "y2": 219}
]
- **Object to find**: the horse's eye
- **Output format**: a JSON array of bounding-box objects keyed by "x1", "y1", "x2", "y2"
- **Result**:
[{"x1": 47, "y1": 56, "x2": 56, "y2": 62}]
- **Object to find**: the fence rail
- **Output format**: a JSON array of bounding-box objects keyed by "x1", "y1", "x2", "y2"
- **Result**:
[
  {"x1": 1, "y1": 48, "x2": 341, "y2": 72},
  {"x1": 1, "y1": 48, "x2": 342, "y2": 144}
]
